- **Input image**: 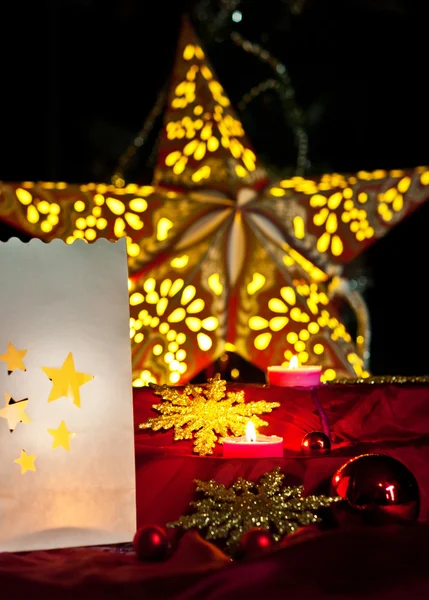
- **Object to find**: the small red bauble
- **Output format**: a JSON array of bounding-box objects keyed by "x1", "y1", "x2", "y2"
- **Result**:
[
  {"x1": 301, "y1": 431, "x2": 331, "y2": 455},
  {"x1": 239, "y1": 527, "x2": 274, "y2": 558},
  {"x1": 133, "y1": 525, "x2": 169, "y2": 561}
]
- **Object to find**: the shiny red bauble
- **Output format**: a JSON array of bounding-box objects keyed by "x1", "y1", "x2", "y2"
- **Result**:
[
  {"x1": 133, "y1": 525, "x2": 170, "y2": 561},
  {"x1": 238, "y1": 528, "x2": 274, "y2": 558},
  {"x1": 331, "y1": 453, "x2": 420, "y2": 524},
  {"x1": 301, "y1": 431, "x2": 331, "y2": 455}
]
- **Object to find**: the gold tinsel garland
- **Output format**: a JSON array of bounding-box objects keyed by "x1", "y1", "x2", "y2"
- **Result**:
[
  {"x1": 138, "y1": 373, "x2": 280, "y2": 455},
  {"x1": 331, "y1": 375, "x2": 429, "y2": 385},
  {"x1": 169, "y1": 467, "x2": 341, "y2": 555}
]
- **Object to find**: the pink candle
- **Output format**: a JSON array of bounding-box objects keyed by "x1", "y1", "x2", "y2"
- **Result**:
[
  {"x1": 267, "y1": 355, "x2": 322, "y2": 388},
  {"x1": 223, "y1": 422, "x2": 283, "y2": 458}
]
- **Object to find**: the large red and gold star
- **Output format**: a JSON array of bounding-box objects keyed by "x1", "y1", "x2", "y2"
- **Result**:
[{"x1": 1, "y1": 19, "x2": 428, "y2": 385}]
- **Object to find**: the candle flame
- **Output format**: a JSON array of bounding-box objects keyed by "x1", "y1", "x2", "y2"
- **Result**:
[
  {"x1": 289, "y1": 355, "x2": 299, "y2": 369},
  {"x1": 245, "y1": 421, "x2": 257, "y2": 442}
]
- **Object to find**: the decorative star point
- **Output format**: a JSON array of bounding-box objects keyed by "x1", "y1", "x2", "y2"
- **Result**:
[
  {"x1": 1, "y1": 21, "x2": 429, "y2": 386},
  {"x1": 48, "y1": 420, "x2": 75, "y2": 451},
  {"x1": 0, "y1": 342, "x2": 27, "y2": 372},
  {"x1": 14, "y1": 449, "x2": 37, "y2": 474},
  {"x1": 42, "y1": 352, "x2": 93, "y2": 408}
]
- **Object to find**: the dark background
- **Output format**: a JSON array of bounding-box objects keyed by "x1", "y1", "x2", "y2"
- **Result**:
[{"x1": 1, "y1": 0, "x2": 428, "y2": 375}]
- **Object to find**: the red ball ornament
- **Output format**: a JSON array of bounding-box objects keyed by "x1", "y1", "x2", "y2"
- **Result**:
[
  {"x1": 301, "y1": 431, "x2": 331, "y2": 455},
  {"x1": 331, "y1": 454, "x2": 420, "y2": 524},
  {"x1": 133, "y1": 525, "x2": 169, "y2": 561},
  {"x1": 239, "y1": 528, "x2": 274, "y2": 558}
]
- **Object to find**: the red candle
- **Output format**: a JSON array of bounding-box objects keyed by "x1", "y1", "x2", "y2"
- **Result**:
[
  {"x1": 267, "y1": 355, "x2": 322, "y2": 388},
  {"x1": 223, "y1": 422, "x2": 283, "y2": 458}
]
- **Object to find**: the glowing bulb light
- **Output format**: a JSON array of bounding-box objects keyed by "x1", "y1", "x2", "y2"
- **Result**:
[
  {"x1": 1, "y1": 18, "x2": 429, "y2": 388},
  {"x1": 245, "y1": 420, "x2": 257, "y2": 442}
]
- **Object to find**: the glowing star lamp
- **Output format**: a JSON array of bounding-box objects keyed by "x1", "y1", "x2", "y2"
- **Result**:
[
  {"x1": 267, "y1": 355, "x2": 322, "y2": 388},
  {"x1": 0, "y1": 238, "x2": 136, "y2": 552},
  {"x1": 223, "y1": 421, "x2": 283, "y2": 458},
  {"x1": 1, "y1": 19, "x2": 429, "y2": 388}
]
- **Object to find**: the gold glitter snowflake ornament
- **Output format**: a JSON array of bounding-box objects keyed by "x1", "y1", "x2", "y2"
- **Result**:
[
  {"x1": 169, "y1": 467, "x2": 341, "y2": 555},
  {"x1": 138, "y1": 373, "x2": 279, "y2": 455}
]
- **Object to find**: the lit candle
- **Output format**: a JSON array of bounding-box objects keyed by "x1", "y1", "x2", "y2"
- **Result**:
[
  {"x1": 267, "y1": 355, "x2": 322, "y2": 388},
  {"x1": 223, "y1": 421, "x2": 283, "y2": 458}
]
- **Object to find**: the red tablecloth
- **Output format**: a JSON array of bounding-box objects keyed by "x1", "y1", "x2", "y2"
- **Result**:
[
  {"x1": 2, "y1": 383, "x2": 429, "y2": 599},
  {"x1": 134, "y1": 383, "x2": 429, "y2": 526}
]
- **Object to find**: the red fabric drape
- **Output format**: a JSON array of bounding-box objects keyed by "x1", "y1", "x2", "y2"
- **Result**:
[
  {"x1": 2, "y1": 383, "x2": 429, "y2": 599},
  {"x1": 134, "y1": 384, "x2": 429, "y2": 525}
]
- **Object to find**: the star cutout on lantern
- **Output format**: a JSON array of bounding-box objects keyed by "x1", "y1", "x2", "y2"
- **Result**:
[
  {"x1": 0, "y1": 342, "x2": 27, "y2": 373},
  {"x1": 48, "y1": 420, "x2": 75, "y2": 451},
  {"x1": 14, "y1": 449, "x2": 37, "y2": 474},
  {"x1": 1, "y1": 18, "x2": 429, "y2": 386},
  {"x1": 0, "y1": 393, "x2": 31, "y2": 431},
  {"x1": 41, "y1": 352, "x2": 93, "y2": 408}
]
